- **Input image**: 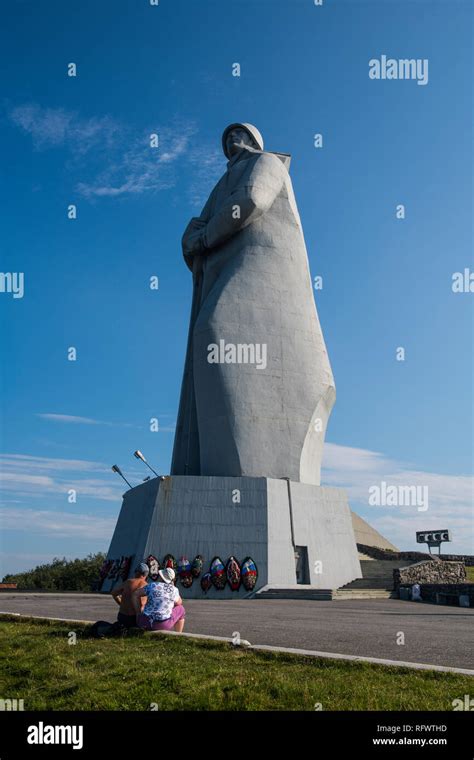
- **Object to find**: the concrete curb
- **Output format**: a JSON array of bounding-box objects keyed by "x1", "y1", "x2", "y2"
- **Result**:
[
  {"x1": 0, "y1": 612, "x2": 94, "y2": 625},
  {"x1": 1, "y1": 611, "x2": 473, "y2": 676}
]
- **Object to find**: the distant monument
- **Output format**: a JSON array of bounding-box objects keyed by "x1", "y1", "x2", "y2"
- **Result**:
[{"x1": 103, "y1": 124, "x2": 363, "y2": 597}]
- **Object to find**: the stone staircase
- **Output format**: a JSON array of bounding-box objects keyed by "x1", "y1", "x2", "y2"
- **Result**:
[
  {"x1": 256, "y1": 559, "x2": 417, "y2": 600},
  {"x1": 339, "y1": 560, "x2": 405, "y2": 591},
  {"x1": 256, "y1": 586, "x2": 394, "y2": 601},
  {"x1": 256, "y1": 586, "x2": 335, "y2": 601}
]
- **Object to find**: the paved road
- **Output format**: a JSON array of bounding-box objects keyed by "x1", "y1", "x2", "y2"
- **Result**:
[{"x1": 1, "y1": 593, "x2": 472, "y2": 670}]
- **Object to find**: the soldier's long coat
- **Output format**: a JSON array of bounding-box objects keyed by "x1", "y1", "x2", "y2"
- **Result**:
[{"x1": 171, "y1": 146, "x2": 335, "y2": 485}]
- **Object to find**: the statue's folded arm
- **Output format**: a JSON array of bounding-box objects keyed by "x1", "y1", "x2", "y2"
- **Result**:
[{"x1": 202, "y1": 153, "x2": 286, "y2": 252}]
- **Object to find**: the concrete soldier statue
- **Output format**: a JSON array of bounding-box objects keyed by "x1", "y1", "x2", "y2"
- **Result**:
[{"x1": 171, "y1": 123, "x2": 335, "y2": 485}]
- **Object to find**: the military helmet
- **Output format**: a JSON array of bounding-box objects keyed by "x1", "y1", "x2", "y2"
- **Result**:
[{"x1": 222, "y1": 122, "x2": 264, "y2": 158}]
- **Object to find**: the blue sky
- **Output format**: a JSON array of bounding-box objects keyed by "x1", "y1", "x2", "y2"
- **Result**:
[{"x1": 1, "y1": 0, "x2": 472, "y2": 575}]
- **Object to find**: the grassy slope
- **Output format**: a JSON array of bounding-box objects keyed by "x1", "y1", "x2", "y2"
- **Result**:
[
  {"x1": 0, "y1": 617, "x2": 471, "y2": 711},
  {"x1": 465, "y1": 566, "x2": 474, "y2": 582}
]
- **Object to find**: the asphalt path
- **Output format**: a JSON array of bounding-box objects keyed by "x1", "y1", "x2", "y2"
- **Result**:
[{"x1": 1, "y1": 593, "x2": 472, "y2": 670}]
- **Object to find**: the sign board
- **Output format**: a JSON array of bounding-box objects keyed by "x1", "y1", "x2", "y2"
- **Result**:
[
  {"x1": 416, "y1": 529, "x2": 451, "y2": 554},
  {"x1": 416, "y1": 530, "x2": 451, "y2": 544}
]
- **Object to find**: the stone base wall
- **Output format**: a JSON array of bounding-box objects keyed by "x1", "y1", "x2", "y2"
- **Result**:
[
  {"x1": 102, "y1": 475, "x2": 361, "y2": 597},
  {"x1": 419, "y1": 583, "x2": 474, "y2": 605},
  {"x1": 394, "y1": 559, "x2": 466, "y2": 590}
]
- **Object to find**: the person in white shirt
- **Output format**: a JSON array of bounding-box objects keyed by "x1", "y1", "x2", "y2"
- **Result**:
[{"x1": 133, "y1": 567, "x2": 185, "y2": 632}]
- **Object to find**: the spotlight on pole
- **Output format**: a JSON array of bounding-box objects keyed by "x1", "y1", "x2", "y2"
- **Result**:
[
  {"x1": 133, "y1": 450, "x2": 159, "y2": 477},
  {"x1": 111, "y1": 464, "x2": 133, "y2": 489}
]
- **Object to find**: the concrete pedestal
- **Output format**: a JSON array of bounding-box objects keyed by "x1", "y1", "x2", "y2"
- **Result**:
[{"x1": 102, "y1": 475, "x2": 361, "y2": 597}]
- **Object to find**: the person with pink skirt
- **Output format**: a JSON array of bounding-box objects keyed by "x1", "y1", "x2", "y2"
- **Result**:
[{"x1": 133, "y1": 567, "x2": 185, "y2": 632}]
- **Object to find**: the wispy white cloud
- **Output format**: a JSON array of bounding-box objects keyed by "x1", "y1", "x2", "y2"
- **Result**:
[
  {"x1": 322, "y1": 443, "x2": 472, "y2": 510},
  {"x1": 0, "y1": 507, "x2": 115, "y2": 540},
  {"x1": 76, "y1": 128, "x2": 195, "y2": 198},
  {"x1": 0, "y1": 450, "x2": 168, "y2": 504},
  {"x1": 322, "y1": 443, "x2": 474, "y2": 554},
  {"x1": 36, "y1": 412, "x2": 173, "y2": 433},
  {"x1": 0, "y1": 472, "x2": 122, "y2": 502},
  {"x1": 0, "y1": 454, "x2": 126, "y2": 502},
  {"x1": 37, "y1": 413, "x2": 103, "y2": 425},
  {"x1": 8, "y1": 102, "x2": 225, "y2": 202},
  {"x1": 36, "y1": 413, "x2": 137, "y2": 428},
  {"x1": 9, "y1": 103, "x2": 118, "y2": 153},
  {"x1": 8, "y1": 103, "x2": 225, "y2": 206},
  {"x1": 1, "y1": 453, "x2": 110, "y2": 473}
]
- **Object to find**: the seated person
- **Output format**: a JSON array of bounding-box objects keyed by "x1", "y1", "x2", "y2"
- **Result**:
[
  {"x1": 111, "y1": 562, "x2": 149, "y2": 627},
  {"x1": 133, "y1": 567, "x2": 185, "y2": 632}
]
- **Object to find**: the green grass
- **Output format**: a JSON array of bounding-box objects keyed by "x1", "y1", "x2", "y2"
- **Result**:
[
  {"x1": 465, "y1": 566, "x2": 474, "y2": 582},
  {"x1": 0, "y1": 616, "x2": 471, "y2": 711}
]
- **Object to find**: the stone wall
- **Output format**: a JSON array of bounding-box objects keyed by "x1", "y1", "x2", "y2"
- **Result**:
[
  {"x1": 358, "y1": 543, "x2": 474, "y2": 566},
  {"x1": 358, "y1": 544, "x2": 431, "y2": 563},
  {"x1": 394, "y1": 559, "x2": 466, "y2": 590},
  {"x1": 438, "y1": 554, "x2": 474, "y2": 566},
  {"x1": 418, "y1": 583, "x2": 474, "y2": 605},
  {"x1": 420, "y1": 583, "x2": 474, "y2": 607}
]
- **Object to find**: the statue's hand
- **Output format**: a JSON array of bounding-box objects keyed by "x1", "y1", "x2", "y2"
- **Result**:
[
  {"x1": 182, "y1": 217, "x2": 207, "y2": 256},
  {"x1": 187, "y1": 217, "x2": 206, "y2": 230},
  {"x1": 183, "y1": 229, "x2": 206, "y2": 256}
]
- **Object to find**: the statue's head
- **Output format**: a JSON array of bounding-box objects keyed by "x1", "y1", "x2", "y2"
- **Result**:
[{"x1": 222, "y1": 122, "x2": 264, "y2": 159}]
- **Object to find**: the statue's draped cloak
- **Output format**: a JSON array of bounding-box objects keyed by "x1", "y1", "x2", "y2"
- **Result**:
[{"x1": 171, "y1": 147, "x2": 335, "y2": 485}]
